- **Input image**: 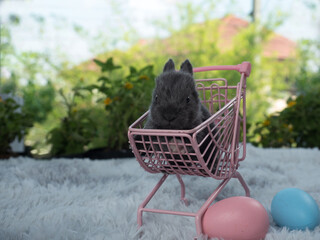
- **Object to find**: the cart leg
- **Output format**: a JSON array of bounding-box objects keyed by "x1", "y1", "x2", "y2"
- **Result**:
[
  {"x1": 194, "y1": 177, "x2": 232, "y2": 236},
  {"x1": 137, "y1": 174, "x2": 168, "y2": 227},
  {"x1": 176, "y1": 174, "x2": 189, "y2": 206},
  {"x1": 234, "y1": 171, "x2": 250, "y2": 197}
]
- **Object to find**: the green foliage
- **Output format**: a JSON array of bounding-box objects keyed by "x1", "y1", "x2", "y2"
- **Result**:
[
  {"x1": 46, "y1": 89, "x2": 98, "y2": 156},
  {"x1": 46, "y1": 58, "x2": 155, "y2": 156},
  {"x1": 3, "y1": 2, "x2": 319, "y2": 154},
  {"x1": 0, "y1": 96, "x2": 33, "y2": 154},
  {"x1": 94, "y1": 16, "x2": 296, "y2": 125},
  {"x1": 250, "y1": 88, "x2": 320, "y2": 148},
  {"x1": 78, "y1": 57, "x2": 155, "y2": 150},
  {"x1": 1, "y1": 19, "x2": 62, "y2": 153},
  {"x1": 93, "y1": 58, "x2": 122, "y2": 72},
  {"x1": 250, "y1": 41, "x2": 320, "y2": 149},
  {"x1": 22, "y1": 81, "x2": 56, "y2": 123},
  {"x1": 294, "y1": 40, "x2": 320, "y2": 94}
]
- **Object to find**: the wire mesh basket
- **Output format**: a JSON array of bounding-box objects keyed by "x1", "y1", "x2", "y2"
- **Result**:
[{"x1": 128, "y1": 61, "x2": 251, "y2": 237}]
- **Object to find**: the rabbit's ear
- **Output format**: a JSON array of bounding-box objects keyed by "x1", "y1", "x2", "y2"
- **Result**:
[
  {"x1": 180, "y1": 59, "x2": 193, "y2": 76},
  {"x1": 163, "y1": 59, "x2": 175, "y2": 72}
]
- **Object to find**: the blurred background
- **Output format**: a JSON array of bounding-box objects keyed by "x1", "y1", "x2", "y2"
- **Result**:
[{"x1": 1, "y1": 0, "x2": 319, "y2": 158}]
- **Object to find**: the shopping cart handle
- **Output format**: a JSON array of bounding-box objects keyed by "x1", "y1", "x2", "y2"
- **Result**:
[
  {"x1": 193, "y1": 61, "x2": 251, "y2": 77},
  {"x1": 239, "y1": 61, "x2": 251, "y2": 77}
]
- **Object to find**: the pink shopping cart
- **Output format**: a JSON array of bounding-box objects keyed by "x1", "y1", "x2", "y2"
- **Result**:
[{"x1": 128, "y1": 61, "x2": 251, "y2": 237}]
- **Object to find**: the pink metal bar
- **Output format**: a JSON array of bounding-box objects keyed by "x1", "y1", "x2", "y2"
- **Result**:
[
  {"x1": 136, "y1": 171, "x2": 250, "y2": 236},
  {"x1": 128, "y1": 61, "x2": 252, "y2": 237},
  {"x1": 194, "y1": 176, "x2": 232, "y2": 236},
  {"x1": 137, "y1": 174, "x2": 168, "y2": 226},
  {"x1": 142, "y1": 208, "x2": 196, "y2": 217},
  {"x1": 193, "y1": 61, "x2": 251, "y2": 77},
  {"x1": 233, "y1": 171, "x2": 250, "y2": 197},
  {"x1": 230, "y1": 73, "x2": 245, "y2": 167},
  {"x1": 239, "y1": 77, "x2": 247, "y2": 161},
  {"x1": 176, "y1": 174, "x2": 189, "y2": 206}
]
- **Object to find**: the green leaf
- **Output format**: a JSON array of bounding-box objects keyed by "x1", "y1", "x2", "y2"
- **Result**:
[
  {"x1": 93, "y1": 59, "x2": 105, "y2": 68},
  {"x1": 94, "y1": 58, "x2": 122, "y2": 72},
  {"x1": 97, "y1": 76, "x2": 109, "y2": 83},
  {"x1": 129, "y1": 66, "x2": 137, "y2": 74},
  {"x1": 79, "y1": 84, "x2": 100, "y2": 92}
]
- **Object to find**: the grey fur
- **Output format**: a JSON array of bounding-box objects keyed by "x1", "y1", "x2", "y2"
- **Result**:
[
  {"x1": 145, "y1": 59, "x2": 210, "y2": 131},
  {"x1": 142, "y1": 59, "x2": 218, "y2": 173}
]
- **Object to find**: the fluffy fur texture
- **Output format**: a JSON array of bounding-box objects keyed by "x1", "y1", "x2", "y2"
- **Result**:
[
  {"x1": 145, "y1": 59, "x2": 211, "y2": 130},
  {"x1": 0, "y1": 145, "x2": 320, "y2": 240},
  {"x1": 141, "y1": 59, "x2": 217, "y2": 172}
]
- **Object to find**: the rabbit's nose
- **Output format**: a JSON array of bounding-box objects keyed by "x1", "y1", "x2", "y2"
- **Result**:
[{"x1": 163, "y1": 111, "x2": 177, "y2": 122}]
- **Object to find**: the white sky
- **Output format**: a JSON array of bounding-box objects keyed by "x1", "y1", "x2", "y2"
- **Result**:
[{"x1": 1, "y1": 0, "x2": 319, "y2": 63}]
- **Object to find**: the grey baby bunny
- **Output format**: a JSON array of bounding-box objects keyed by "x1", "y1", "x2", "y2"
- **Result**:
[
  {"x1": 142, "y1": 59, "x2": 218, "y2": 173},
  {"x1": 144, "y1": 59, "x2": 211, "y2": 130}
]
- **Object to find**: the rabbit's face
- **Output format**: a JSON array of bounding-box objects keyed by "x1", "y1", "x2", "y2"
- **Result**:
[{"x1": 149, "y1": 59, "x2": 202, "y2": 130}]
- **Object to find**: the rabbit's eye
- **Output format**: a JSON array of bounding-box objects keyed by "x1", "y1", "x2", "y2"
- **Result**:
[
  {"x1": 186, "y1": 96, "x2": 190, "y2": 103},
  {"x1": 155, "y1": 95, "x2": 158, "y2": 102}
]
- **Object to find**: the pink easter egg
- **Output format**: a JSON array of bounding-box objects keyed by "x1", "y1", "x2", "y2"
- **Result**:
[{"x1": 202, "y1": 196, "x2": 269, "y2": 240}]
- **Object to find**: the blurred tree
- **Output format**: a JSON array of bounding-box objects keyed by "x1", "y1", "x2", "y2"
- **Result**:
[
  {"x1": 1, "y1": 16, "x2": 60, "y2": 154},
  {"x1": 2, "y1": 0, "x2": 319, "y2": 154},
  {"x1": 84, "y1": 9, "x2": 297, "y2": 124},
  {"x1": 294, "y1": 39, "x2": 320, "y2": 94}
]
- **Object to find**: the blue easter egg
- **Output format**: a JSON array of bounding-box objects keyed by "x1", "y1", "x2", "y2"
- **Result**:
[{"x1": 271, "y1": 188, "x2": 320, "y2": 230}]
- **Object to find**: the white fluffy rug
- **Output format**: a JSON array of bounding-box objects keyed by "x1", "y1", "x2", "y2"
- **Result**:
[{"x1": 1, "y1": 145, "x2": 320, "y2": 240}]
